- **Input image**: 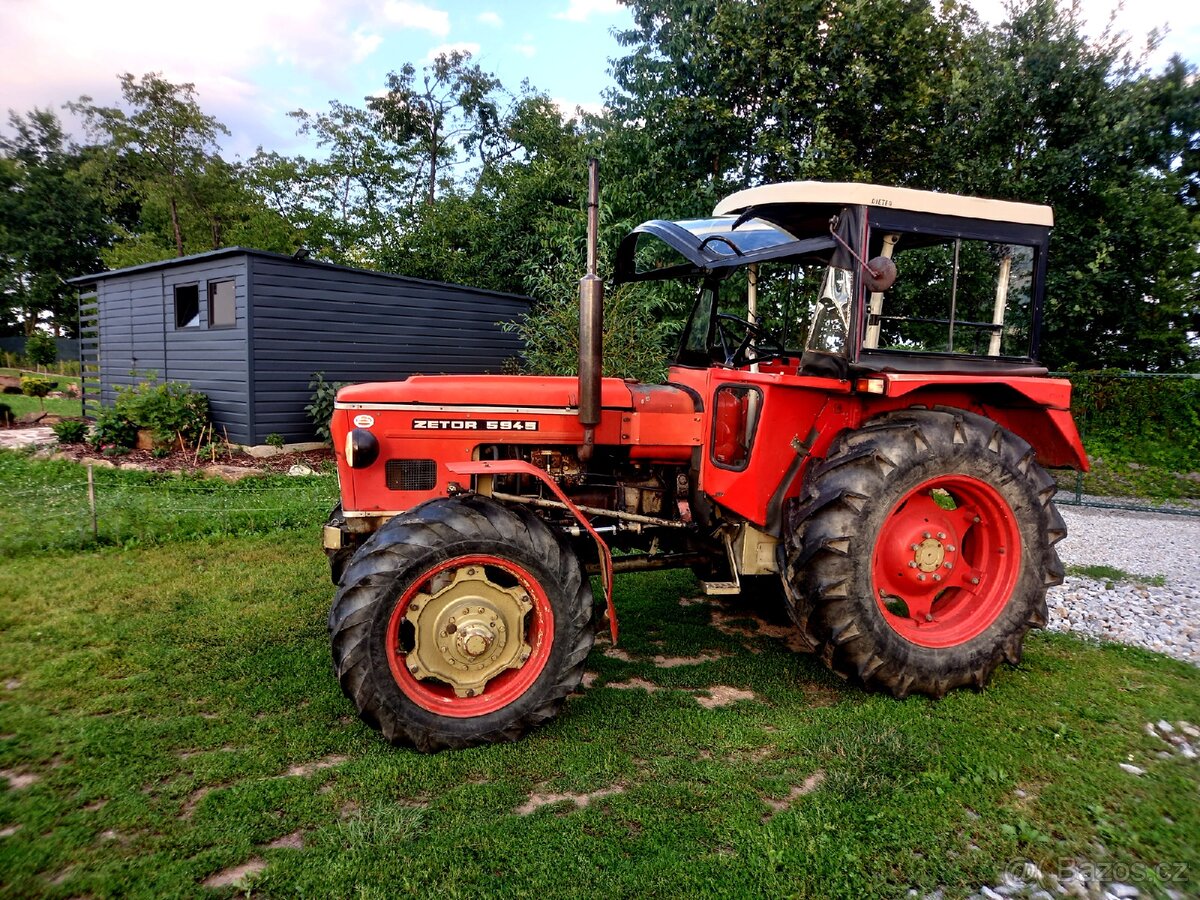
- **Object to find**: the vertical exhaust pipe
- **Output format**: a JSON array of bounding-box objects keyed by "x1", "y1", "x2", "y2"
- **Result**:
[{"x1": 578, "y1": 158, "x2": 603, "y2": 461}]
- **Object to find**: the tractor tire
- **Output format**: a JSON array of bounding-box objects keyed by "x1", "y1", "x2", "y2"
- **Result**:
[
  {"x1": 328, "y1": 495, "x2": 594, "y2": 752},
  {"x1": 324, "y1": 503, "x2": 354, "y2": 586},
  {"x1": 783, "y1": 408, "x2": 1066, "y2": 699}
]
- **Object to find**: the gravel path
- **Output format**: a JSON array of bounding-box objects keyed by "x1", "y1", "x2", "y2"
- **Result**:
[{"x1": 1048, "y1": 504, "x2": 1200, "y2": 665}]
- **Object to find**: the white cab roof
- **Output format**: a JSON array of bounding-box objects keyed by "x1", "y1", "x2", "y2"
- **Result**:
[{"x1": 713, "y1": 181, "x2": 1054, "y2": 227}]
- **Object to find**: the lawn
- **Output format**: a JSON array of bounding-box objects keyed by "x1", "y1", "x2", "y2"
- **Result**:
[
  {"x1": 1, "y1": 459, "x2": 1198, "y2": 898},
  {"x1": 0, "y1": 368, "x2": 83, "y2": 420}
]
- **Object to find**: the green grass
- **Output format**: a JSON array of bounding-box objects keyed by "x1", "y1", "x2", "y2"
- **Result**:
[
  {"x1": 0, "y1": 452, "x2": 337, "y2": 558},
  {"x1": 0, "y1": 367, "x2": 83, "y2": 420},
  {"x1": 1, "y1": 527, "x2": 1198, "y2": 897},
  {"x1": 1067, "y1": 565, "x2": 1168, "y2": 587}
]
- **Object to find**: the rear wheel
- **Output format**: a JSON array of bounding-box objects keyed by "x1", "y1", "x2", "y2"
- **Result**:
[
  {"x1": 784, "y1": 408, "x2": 1065, "y2": 698},
  {"x1": 329, "y1": 496, "x2": 594, "y2": 751}
]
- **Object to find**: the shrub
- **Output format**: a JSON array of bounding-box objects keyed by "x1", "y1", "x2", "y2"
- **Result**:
[
  {"x1": 115, "y1": 379, "x2": 209, "y2": 447},
  {"x1": 0, "y1": 402, "x2": 12, "y2": 426},
  {"x1": 89, "y1": 408, "x2": 138, "y2": 451},
  {"x1": 1068, "y1": 371, "x2": 1200, "y2": 470},
  {"x1": 20, "y1": 375, "x2": 53, "y2": 412},
  {"x1": 51, "y1": 419, "x2": 89, "y2": 444},
  {"x1": 24, "y1": 331, "x2": 57, "y2": 370},
  {"x1": 266, "y1": 433, "x2": 286, "y2": 450},
  {"x1": 306, "y1": 373, "x2": 346, "y2": 443}
]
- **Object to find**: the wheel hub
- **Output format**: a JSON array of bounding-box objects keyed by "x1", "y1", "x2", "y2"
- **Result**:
[
  {"x1": 913, "y1": 537, "x2": 946, "y2": 573},
  {"x1": 402, "y1": 566, "x2": 533, "y2": 698}
]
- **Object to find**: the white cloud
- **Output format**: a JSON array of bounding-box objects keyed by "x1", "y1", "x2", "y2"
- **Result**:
[
  {"x1": 514, "y1": 43, "x2": 536, "y2": 58},
  {"x1": 554, "y1": 0, "x2": 621, "y2": 23},
  {"x1": 552, "y1": 98, "x2": 605, "y2": 119},
  {"x1": 424, "y1": 42, "x2": 481, "y2": 63},
  {"x1": 477, "y1": 11, "x2": 502, "y2": 27},
  {"x1": 381, "y1": 0, "x2": 450, "y2": 36}
]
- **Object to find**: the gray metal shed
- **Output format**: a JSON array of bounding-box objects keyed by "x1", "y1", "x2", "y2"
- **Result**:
[{"x1": 69, "y1": 249, "x2": 530, "y2": 444}]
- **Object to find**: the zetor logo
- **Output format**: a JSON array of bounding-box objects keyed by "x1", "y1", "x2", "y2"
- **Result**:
[{"x1": 412, "y1": 418, "x2": 539, "y2": 431}]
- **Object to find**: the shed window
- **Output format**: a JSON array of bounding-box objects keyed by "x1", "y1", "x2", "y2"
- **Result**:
[
  {"x1": 174, "y1": 284, "x2": 200, "y2": 328},
  {"x1": 208, "y1": 279, "x2": 235, "y2": 327}
]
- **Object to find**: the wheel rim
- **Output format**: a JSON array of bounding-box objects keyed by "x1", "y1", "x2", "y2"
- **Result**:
[
  {"x1": 871, "y1": 475, "x2": 1021, "y2": 648},
  {"x1": 384, "y1": 554, "x2": 555, "y2": 717}
]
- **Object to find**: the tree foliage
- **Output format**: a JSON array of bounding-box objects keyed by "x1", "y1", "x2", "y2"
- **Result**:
[{"x1": 0, "y1": 3, "x2": 1195, "y2": 371}]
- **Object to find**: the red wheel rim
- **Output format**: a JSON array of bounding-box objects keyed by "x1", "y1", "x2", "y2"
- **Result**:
[
  {"x1": 871, "y1": 475, "x2": 1021, "y2": 648},
  {"x1": 384, "y1": 555, "x2": 555, "y2": 718}
]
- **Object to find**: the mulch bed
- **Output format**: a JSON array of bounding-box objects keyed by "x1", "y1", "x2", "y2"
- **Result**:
[{"x1": 45, "y1": 442, "x2": 335, "y2": 476}]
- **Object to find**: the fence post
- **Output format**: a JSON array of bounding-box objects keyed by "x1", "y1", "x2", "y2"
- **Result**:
[{"x1": 87, "y1": 463, "x2": 97, "y2": 540}]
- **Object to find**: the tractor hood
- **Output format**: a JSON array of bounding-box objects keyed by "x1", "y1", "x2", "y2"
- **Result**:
[{"x1": 335, "y1": 375, "x2": 639, "y2": 411}]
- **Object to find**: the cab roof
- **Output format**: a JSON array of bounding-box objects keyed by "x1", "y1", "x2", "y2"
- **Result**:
[{"x1": 714, "y1": 182, "x2": 1054, "y2": 228}]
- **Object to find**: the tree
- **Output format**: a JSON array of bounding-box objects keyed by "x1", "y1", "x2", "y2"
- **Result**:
[
  {"x1": 246, "y1": 101, "x2": 415, "y2": 265},
  {"x1": 24, "y1": 329, "x2": 56, "y2": 370},
  {"x1": 937, "y1": 0, "x2": 1200, "y2": 370},
  {"x1": 69, "y1": 73, "x2": 230, "y2": 258},
  {"x1": 369, "y1": 51, "x2": 504, "y2": 205},
  {"x1": 0, "y1": 108, "x2": 109, "y2": 336}
]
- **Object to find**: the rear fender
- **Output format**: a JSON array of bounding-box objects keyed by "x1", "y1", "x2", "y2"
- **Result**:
[{"x1": 864, "y1": 376, "x2": 1088, "y2": 470}]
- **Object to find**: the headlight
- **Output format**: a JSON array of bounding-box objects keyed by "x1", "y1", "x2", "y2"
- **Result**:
[{"x1": 345, "y1": 428, "x2": 380, "y2": 468}]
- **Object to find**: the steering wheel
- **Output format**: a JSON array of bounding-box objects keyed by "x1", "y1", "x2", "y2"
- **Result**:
[{"x1": 714, "y1": 313, "x2": 788, "y2": 367}]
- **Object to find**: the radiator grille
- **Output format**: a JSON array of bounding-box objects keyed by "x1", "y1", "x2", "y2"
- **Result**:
[{"x1": 385, "y1": 459, "x2": 437, "y2": 491}]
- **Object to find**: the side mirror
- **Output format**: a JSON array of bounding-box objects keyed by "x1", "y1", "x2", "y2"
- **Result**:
[{"x1": 864, "y1": 257, "x2": 897, "y2": 292}]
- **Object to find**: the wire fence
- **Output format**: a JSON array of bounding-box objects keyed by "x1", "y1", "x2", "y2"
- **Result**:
[{"x1": 0, "y1": 464, "x2": 340, "y2": 557}]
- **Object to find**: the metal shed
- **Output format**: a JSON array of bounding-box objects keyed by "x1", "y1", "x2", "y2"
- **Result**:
[{"x1": 69, "y1": 249, "x2": 530, "y2": 445}]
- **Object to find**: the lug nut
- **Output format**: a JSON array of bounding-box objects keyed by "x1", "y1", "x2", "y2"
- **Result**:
[
  {"x1": 923, "y1": 531, "x2": 931, "y2": 539},
  {"x1": 972, "y1": 516, "x2": 981, "y2": 524},
  {"x1": 946, "y1": 545, "x2": 956, "y2": 553},
  {"x1": 970, "y1": 577, "x2": 980, "y2": 585},
  {"x1": 911, "y1": 543, "x2": 920, "y2": 551},
  {"x1": 933, "y1": 574, "x2": 942, "y2": 582},
  {"x1": 908, "y1": 561, "x2": 918, "y2": 569},
  {"x1": 944, "y1": 562, "x2": 953, "y2": 570},
  {"x1": 937, "y1": 532, "x2": 946, "y2": 540},
  {"x1": 917, "y1": 574, "x2": 926, "y2": 581}
]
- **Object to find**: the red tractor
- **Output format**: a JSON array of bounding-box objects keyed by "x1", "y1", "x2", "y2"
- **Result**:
[{"x1": 324, "y1": 169, "x2": 1087, "y2": 751}]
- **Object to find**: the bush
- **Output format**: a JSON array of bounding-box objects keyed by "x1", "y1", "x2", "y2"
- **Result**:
[
  {"x1": 20, "y1": 375, "x2": 53, "y2": 412},
  {"x1": 266, "y1": 433, "x2": 286, "y2": 450},
  {"x1": 0, "y1": 402, "x2": 12, "y2": 426},
  {"x1": 114, "y1": 379, "x2": 209, "y2": 447},
  {"x1": 306, "y1": 373, "x2": 346, "y2": 443},
  {"x1": 51, "y1": 419, "x2": 89, "y2": 444},
  {"x1": 24, "y1": 331, "x2": 57, "y2": 369},
  {"x1": 89, "y1": 408, "x2": 138, "y2": 451},
  {"x1": 1068, "y1": 372, "x2": 1200, "y2": 470}
]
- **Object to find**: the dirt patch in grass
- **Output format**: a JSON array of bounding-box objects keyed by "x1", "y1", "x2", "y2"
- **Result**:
[
  {"x1": 0, "y1": 769, "x2": 40, "y2": 789},
  {"x1": 4, "y1": 679, "x2": 21, "y2": 690},
  {"x1": 180, "y1": 785, "x2": 215, "y2": 820},
  {"x1": 265, "y1": 830, "x2": 305, "y2": 850},
  {"x1": 515, "y1": 785, "x2": 625, "y2": 816},
  {"x1": 202, "y1": 857, "x2": 267, "y2": 889},
  {"x1": 652, "y1": 652, "x2": 728, "y2": 668},
  {"x1": 608, "y1": 677, "x2": 661, "y2": 693},
  {"x1": 604, "y1": 647, "x2": 633, "y2": 662},
  {"x1": 709, "y1": 606, "x2": 810, "y2": 653},
  {"x1": 762, "y1": 770, "x2": 826, "y2": 816},
  {"x1": 0, "y1": 824, "x2": 22, "y2": 837},
  {"x1": 695, "y1": 686, "x2": 759, "y2": 708},
  {"x1": 281, "y1": 754, "x2": 348, "y2": 777}
]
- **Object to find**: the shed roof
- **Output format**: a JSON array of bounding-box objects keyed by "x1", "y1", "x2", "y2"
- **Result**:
[{"x1": 67, "y1": 247, "x2": 532, "y2": 302}]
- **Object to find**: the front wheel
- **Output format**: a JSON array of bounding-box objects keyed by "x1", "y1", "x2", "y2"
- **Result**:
[
  {"x1": 784, "y1": 408, "x2": 1066, "y2": 698},
  {"x1": 329, "y1": 495, "x2": 594, "y2": 751}
]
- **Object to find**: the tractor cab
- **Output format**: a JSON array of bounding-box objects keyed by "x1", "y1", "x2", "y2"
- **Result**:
[{"x1": 615, "y1": 182, "x2": 1055, "y2": 379}]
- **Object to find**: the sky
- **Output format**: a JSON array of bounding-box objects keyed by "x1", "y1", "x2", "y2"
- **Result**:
[{"x1": 0, "y1": 0, "x2": 1196, "y2": 161}]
